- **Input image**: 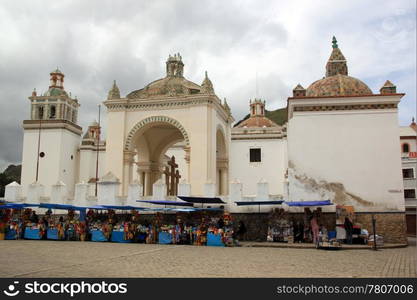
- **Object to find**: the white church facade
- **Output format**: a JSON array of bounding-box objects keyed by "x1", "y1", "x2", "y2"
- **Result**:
[{"x1": 9, "y1": 37, "x2": 408, "y2": 242}]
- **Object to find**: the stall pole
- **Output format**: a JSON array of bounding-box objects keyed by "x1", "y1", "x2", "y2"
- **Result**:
[{"x1": 372, "y1": 214, "x2": 377, "y2": 251}]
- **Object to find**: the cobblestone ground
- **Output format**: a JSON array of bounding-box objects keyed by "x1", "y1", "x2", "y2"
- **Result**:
[{"x1": 0, "y1": 239, "x2": 415, "y2": 278}]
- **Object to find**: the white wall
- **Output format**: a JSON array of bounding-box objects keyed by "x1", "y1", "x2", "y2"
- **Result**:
[
  {"x1": 21, "y1": 128, "x2": 80, "y2": 197},
  {"x1": 287, "y1": 108, "x2": 404, "y2": 212},
  {"x1": 230, "y1": 138, "x2": 286, "y2": 196},
  {"x1": 79, "y1": 149, "x2": 107, "y2": 184}
]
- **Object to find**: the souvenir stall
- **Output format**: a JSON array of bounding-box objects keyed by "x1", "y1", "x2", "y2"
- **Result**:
[
  {"x1": 0, "y1": 203, "x2": 25, "y2": 240},
  {"x1": 336, "y1": 205, "x2": 369, "y2": 245},
  {"x1": 267, "y1": 208, "x2": 293, "y2": 243},
  {"x1": 284, "y1": 200, "x2": 339, "y2": 249}
]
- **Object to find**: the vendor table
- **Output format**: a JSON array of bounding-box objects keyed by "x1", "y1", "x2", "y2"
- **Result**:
[
  {"x1": 47, "y1": 229, "x2": 59, "y2": 240},
  {"x1": 5, "y1": 229, "x2": 18, "y2": 240},
  {"x1": 158, "y1": 232, "x2": 172, "y2": 244},
  {"x1": 207, "y1": 233, "x2": 224, "y2": 247},
  {"x1": 111, "y1": 231, "x2": 131, "y2": 243},
  {"x1": 24, "y1": 228, "x2": 42, "y2": 240},
  {"x1": 91, "y1": 230, "x2": 108, "y2": 242}
]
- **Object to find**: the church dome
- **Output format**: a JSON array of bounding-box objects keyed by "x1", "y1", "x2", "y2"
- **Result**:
[
  {"x1": 44, "y1": 87, "x2": 68, "y2": 97},
  {"x1": 306, "y1": 74, "x2": 373, "y2": 97},
  {"x1": 126, "y1": 53, "x2": 206, "y2": 99},
  {"x1": 303, "y1": 36, "x2": 373, "y2": 98},
  {"x1": 237, "y1": 116, "x2": 278, "y2": 128}
]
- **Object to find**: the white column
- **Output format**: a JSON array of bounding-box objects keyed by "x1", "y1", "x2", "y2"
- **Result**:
[
  {"x1": 204, "y1": 181, "x2": 216, "y2": 198},
  {"x1": 5, "y1": 181, "x2": 22, "y2": 203},
  {"x1": 98, "y1": 172, "x2": 120, "y2": 206},
  {"x1": 27, "y1": 182, "x2": 44, "y2": 204},
  {"x1": 74, "y1": 182, "x2": 89, "y2": 207},
  {"x1": 152, "y1": 179, "x2": 167, "y2": 200},
  {"x1": 144, "y1": 171, "x2": 151, "y2": 196},
  {"x1": 50, "y1": 181, "x2": 68, "y2": 204},
  {"x1": 220, "y1": 168, "x2": 228, "y2": 195},
  {"x1": 127, "y1": 180, "x2": 143, "y2": 206},
  {"x1": 178, "y1": 179, "x2": 191, "y2": 196}
]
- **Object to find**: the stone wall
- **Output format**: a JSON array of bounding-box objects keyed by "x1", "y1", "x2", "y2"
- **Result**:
[{"x1": 355, "y1": 213, "x2": 407, "y2": 244}]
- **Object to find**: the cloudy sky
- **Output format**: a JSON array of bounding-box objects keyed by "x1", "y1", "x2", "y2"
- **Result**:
[{"x1": 0, "y1": 0, "x2": 415, "y2": 171}]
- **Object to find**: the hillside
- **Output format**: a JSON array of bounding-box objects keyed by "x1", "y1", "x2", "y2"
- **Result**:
[{"x1": 0, "y1": 164, "x2": 21, "y2": 197}]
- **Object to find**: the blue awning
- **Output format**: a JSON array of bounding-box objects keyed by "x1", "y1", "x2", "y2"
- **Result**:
[
  {"x1": 39, "y1": 203, "x2": 76, "y2": 210},
  {"x1": 284, "y1": 200, "x2": 332, "y2": 207},
  {"x1": 0, "y1": 203, "x2": 26, "y2": 209},
  {"x1": 235, "y1": 200, "x2": 283, "y2": 206},
  {"x1": 101, "y1": 205, "x2": 148, "y2": 210},
  {"x1": 177, "y1": 196, "x2": 225, "y2": 204},
  {"x1": 137, "y1": 200, "x2": 193, "y2": 207}
]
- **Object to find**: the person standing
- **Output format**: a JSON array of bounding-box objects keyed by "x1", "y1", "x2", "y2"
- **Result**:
[
  {"x1": 310, "y1": 214, "x2": 319, "y2": 245},
  {"x1": 344, "y1": 217, "x2": 353, "y2": 244}
]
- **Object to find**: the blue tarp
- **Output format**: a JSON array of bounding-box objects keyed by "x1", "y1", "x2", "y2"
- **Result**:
[
  {"x1": 177, "y1": 196, "x2": 225, "y2": 204},
  {"x1": 158, "y1": 232, "x2": 172, "y2": 244},
  {"x1": 91, "y1": 230, "x2": 108, "y2": 242},
  {"x1": 284, "y1": 200, "x2": 332, "y2": 207},
  {"x1": 5, "y1": 229, "x2": 18, "y2": 240},
  {"x1": 47, "y1": 228, "x2": 59, "y2": 240},
  {"x1": 24, "y1": 228, "x2": 41, "y2": 240},
  {"x1": 207, "y1": 233, "x2": 224, "y2": 247},
  {"x1": 234, "y1": 201, "x2": 284, "y2": 206},
  {"x1": 111, "y1": 231, "x2": 131, "y2": 243},
  {"x1": 101, "y1": 205, "x2": 147, "y2": 210},
  {"x1": 0, "y1": 203, "x2": 25, "y2": 209},
  {"x1": 137, "y1": 200, "x2": 193, "y2": 206},
  {"x1": 39, "y1": 203, "x2": 75, "y2": 210}
]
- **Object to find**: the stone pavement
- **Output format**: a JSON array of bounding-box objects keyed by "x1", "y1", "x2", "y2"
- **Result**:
[{"x1": 0, "y1": 238, "x2": 415, "y2": 278}]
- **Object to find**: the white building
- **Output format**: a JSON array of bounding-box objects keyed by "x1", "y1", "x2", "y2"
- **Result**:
[
  {"x1": 10, "y1": 37, "x2": 409, "y2": 242},
  {"x1": 400, "y1": 119, "x2": 417, "y2": 235}
]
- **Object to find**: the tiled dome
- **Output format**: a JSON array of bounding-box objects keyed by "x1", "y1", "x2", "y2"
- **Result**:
[
  {"x1": 306, "y1": 74, "x2": 373, "y2": 97},
  {"x1": 237, "y1": 116, "x2": 278, "y2": 128},
  {"x1": 304, "y1": 37, "x2": 373, "y2": 98}
]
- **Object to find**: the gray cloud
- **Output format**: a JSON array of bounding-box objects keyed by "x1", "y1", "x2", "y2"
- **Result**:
[{"x1": 0, "y1": 0, "x2": 415, "y2": 171}]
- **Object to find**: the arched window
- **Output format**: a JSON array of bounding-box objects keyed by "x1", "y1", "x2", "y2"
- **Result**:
[
  {"x1": 402, "y1": 143, "x2": 410, "y2": 153},
  {"x1": 49, "y1": 105, "x2": 56, "y2": 119},
  {"x1": 38, "y1": 106, "x2": 44, "y2": 119}
]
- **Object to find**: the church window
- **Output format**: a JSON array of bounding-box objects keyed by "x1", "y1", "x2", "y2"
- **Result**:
[
  {"x1": 49, "y1": 105, "x2": 56, "y2": 119},
  {"x1": 402, "y1": 168, "x2": 414, "y2": 179},
  {"x1": 250, "y1": 148, "x2": 261, "y2": 162},
  {"x1": 404, "y1": 189, "x2": 416, "y2": 199},
  {"x1": 38, "y1": 106, "x2": 44, "y2": 119},
  {"x1": 402, "y1": 143, "x2": 410, "y2": 153}
]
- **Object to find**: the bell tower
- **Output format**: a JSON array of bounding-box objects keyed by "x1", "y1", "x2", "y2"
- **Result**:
[{"x1": 21, "y1": 68, "x2": 82, "y2": 197}]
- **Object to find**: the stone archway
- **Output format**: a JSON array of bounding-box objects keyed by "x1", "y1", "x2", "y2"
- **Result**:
[
  {"x1": 123, "y1": 116, "x2": 190, "y2": 196},
  {"x1": 216, "y1": 125, "x2": 229, "y2": 195},
  {"x1": 125, "y1": 116, "x2": 190, "y2": 151}
]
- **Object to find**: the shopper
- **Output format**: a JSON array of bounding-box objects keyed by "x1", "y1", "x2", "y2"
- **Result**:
[
  {"x1": 310, "y1": 214, "x2": 319, "y2": 244},
  {"x1": 344, "y1": 217, "x2": 353, "y2": 244}
]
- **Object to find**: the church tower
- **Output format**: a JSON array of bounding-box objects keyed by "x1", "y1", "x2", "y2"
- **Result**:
[{"x1": 21, "y1": 68, "x2": 82, "y2": 197}]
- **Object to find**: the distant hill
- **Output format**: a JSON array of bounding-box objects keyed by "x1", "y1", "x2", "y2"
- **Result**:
[
  {"x1": 234, "y1": 107, "x2": 288, "y2": 127},
  {"x1": 0, "y1": 164, "x2": 21, "y2": 197}
]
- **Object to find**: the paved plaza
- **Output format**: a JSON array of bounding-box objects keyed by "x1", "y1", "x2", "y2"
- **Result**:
[{"x1": 0, "y1": 239, "x2": 415, "y2": 278}]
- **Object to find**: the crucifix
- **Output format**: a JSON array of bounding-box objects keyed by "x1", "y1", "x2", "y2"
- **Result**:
[
  {"x1": 174, "y1": 170, "x2": 181, "y2": 195},
  {"x1": 167, "y1": 156, "x2": 179, "y2": 196}
]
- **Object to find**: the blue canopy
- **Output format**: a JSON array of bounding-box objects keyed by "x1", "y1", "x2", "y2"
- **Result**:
[
  {"x1": 137, "y1": 200, "x2": 193, "y2": 207},
  {"x1": 284, "y1": 200, "x2": 332, "y2": 207},
  {"x1": 177, "y1": 196, "x2": 225, "y2": 204},
  {"x1": 0, "y1": 203, "x2": 26, "y2": 209},
  {"x1": 101, "y1": 205, "x2": 147, "y2": 210},
  {"x1": 234, "y1": 201, "x2": 283, "y2": 206}
]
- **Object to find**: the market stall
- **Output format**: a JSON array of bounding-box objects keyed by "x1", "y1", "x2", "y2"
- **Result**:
[{"x1": 284, "y1": 200, "x2": 339, "y2": 248}]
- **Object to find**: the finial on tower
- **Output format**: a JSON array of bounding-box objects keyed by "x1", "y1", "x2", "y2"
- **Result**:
[
  {"x1": 107, "y1": 80, "x2": 120, "y2": 100},
  {"x1": 201, "y1": 70, "x2": 214, "y2": 94},
  {"x1": 332, "y1": 36, "x2": 338, "y2": 48}
]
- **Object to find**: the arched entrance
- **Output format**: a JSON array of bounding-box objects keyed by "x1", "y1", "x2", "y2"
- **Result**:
[
  {"x1": 216, "y1": 126, "x2": 229, "y2": 195},
  {"x1": 124, "y1": 116, "x2": 190, "y2": 196}
]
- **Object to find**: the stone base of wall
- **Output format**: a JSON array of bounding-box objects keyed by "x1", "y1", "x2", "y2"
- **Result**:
[{"x1": 354, "y1": 213, "x2": 408, "y2": 244}]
